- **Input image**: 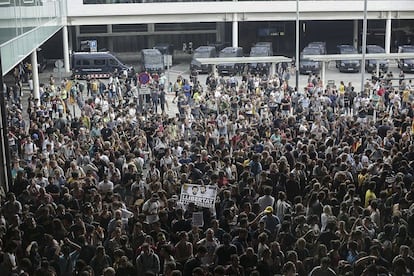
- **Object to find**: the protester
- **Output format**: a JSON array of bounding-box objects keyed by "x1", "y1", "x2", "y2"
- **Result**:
[{"x1": 3, "y1": 63, "x2": 414, "y2": 276}]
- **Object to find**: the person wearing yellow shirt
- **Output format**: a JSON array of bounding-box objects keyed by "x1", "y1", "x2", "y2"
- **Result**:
[
  {"x1": 402, "y1": 89, "x2": 410, "y2": 109},
  {"x1": 338, "y1": 81, "x2": 345, "y2": 96},
  {"x1": 358, "y1": 168, "x2": 369, "y2": 195},
  {"x1": 365, "y1": 182, "x2": 377, "y2": 208}
]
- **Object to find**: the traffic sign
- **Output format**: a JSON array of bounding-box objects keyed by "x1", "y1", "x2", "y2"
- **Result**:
[
  {"x1": 138, "y1": 72, "x2": 150, "y2": 85},
  {"x1": 55, "y1": 59, "x2": 64, "y2": 68},
  {"x1": 139, "y1": 87, "x2": 151, "y2": 95},
  {"x1": 89, "y1": 40, "x2": 97, "y2": 52}
]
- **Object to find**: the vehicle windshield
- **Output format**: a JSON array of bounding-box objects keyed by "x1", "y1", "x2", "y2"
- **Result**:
[
  {"x1": 250, "y1": 47, "x2": 268, "y2": 57},
  {"x1": 145, "y1": 53, "x2": 162, "y2": 64},
  {"x1": 341, "y1": 47, "x2": 357, "y2": 54},
  {"x1": 302, "y1": 47, "x2": 320, "y2": 55},
  {"x1": 309, "y1": 43, "x2": 324, "y2": 48},
  {"x1": 401, "y1": 47, "x2": 414, "y2": 53},
  {"x1": 367, "y1": 47, "x2": 384, "y2": 53},
  {"x1": 220, "y1": 52, "x2": 237, "y2": 57},
  {"x1": 194, "y1": 51, "x2": 211, "y2": 58}
]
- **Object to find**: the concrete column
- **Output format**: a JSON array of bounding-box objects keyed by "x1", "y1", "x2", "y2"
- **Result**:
[
  {"x1": 75, "y1": 26, "x2": 80, "y2": 51},
  {"x1": 385, "y1": 11, "x2": 392, "y2": 54},
  {"x1": 270, "y1": 63, "x2": 276, "y2": 76},
  {"x1": 353, "y1": 20, "x2": 358, "y2": 49},
  {"x1": 321, "y1": 61, "x2": 326, "y2": 87},
  {"x1": 31, "y1": 50, "x2": 40, "y2": 101},
  {"x1": 62, "y1": 25, "x2": 70, "y2": 73},
  {"x1": 212, "y1": 64, "x2": 218, "y2": 78},
  {"x1": 216, "y1": 22, "x2": 225, "y2": 43},
  {"x1": 147, "y1": 23, "x2": 155, "y2": 48},
  {"x1": 68, "y1": 24, "x2": 73, "y2": 54},
  {"x1": 107, "y1": 24, "x2": 114, "y2": 51},
  {"x1": 232, "y1": 13, "x2": 238, "y2": 48}
]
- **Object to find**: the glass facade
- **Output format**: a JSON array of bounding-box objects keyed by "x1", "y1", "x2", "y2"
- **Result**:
[{"x1": 0, "y1": 0, "x2": 66, "y2": 75}]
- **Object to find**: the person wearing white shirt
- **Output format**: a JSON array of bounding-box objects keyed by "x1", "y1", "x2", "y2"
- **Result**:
[
  {"x1": 258, "y1": 186, "x2": 275, "y2": 212},
  {"x1": 171, "y1": 143, "x2": 183, "y2": 158},
  {"x1": 142, "y1": 193, "x2": 161, "y2": 224},
  {"x1": 320, "y1": 205, "x2": 333, "y2": 232},
  {"x1": 98, "y1": 175, "x2": 114, "y2": 194}
]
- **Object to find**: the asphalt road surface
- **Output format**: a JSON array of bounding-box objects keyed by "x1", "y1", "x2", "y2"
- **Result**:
[{"x1": 12, "y1": 56, "x2": 410, "y2": 121}]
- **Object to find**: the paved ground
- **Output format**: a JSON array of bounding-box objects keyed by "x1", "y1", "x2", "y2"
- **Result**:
[{"x1": 7, "y1": 53, "x2": 411, "y2": 122}]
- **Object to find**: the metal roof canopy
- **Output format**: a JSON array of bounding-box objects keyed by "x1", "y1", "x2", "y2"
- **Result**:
[
  {"x1": 300, "y1": 53, "x2": 414, "y2": 90},
  {"x1": 302, "y1": 53, "x2": 414, "y2": 61},
  {"x1": 195, "y1": 56, "x2": 292, "y2": 65}
]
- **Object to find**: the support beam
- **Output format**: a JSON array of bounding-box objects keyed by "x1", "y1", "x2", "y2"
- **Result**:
[
  {"x1": 270, "y1": 63, "x2": 276, "y2": 76},
  {"x1": 353, "y1": 20, "x2": 358, "y2": 49},
  {"x1": 68, "y1": 25, "x2": 73, "y2": 54},
  {"x1": 147, "y1": 23, "x2": 155, "y2": 48},
  {"x1": 75, "y1": 26, "x2": 81, "y2": 51},
  {"x1": 376, "y1": 62, "x2": 380, "y2": 78},
  {"x1": 385, "y1": 11, "x2": 392, "y2": 54},
  {"x1": 63, "y1": 25, "x2": 70, "y2": 73},
  {"x1": 107, "y1": 24, "x2": 114, "y2": 51},
  {"x1": 232, "y1": 13, "x2": 238, "y2": 48},
  {"x1": 31, "y1": 50, "x2": 40, "y2": 101},
  {"x1": 321, "y1": 61, "x2": 326, "y2": 87},
  {"x1": 295, "y1": 0, "x2": 300, "y2": 90},
  {"x1": 212, "y1": 64, "x2": 218, "y2": 78},
  {"x1": 361, "y1": 0, "x2": 368, "y2": 94},
  {"x1": 216, "y1": 22, "x2": 225, "y2": 43}
]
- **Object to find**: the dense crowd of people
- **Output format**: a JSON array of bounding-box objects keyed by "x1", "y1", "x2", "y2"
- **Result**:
[{"x1": 2, "y1": 62, "x2": 414, "y2": 276}]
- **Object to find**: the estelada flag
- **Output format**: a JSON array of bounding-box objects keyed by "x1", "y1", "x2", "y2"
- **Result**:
[{"x1": 352, "y1": 139, "x2": 362, "y2": 153}]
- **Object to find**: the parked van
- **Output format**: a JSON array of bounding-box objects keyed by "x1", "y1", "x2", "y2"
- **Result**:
[
  {"x1": 190, "y1": 46, "x2": 217, "y2": 73},
  {"x1": 254, "y1": 42, "x2": 273, "y2": 55},
  {"x1": 217, "y1": 47, "x2": 244, "y2": 75},
  {"x1": 398, "y1": 45, "x2": 414, "y2": 73},
  {"x1": 365, "y1": 45, "x2": 389, "y2": 73},
  {"x1": 154, "y1": 44, "x2": 173, "y2": 68},
  {"x1": 299, "y1": 46, "x2": 322, "y2": 75},
  {"x1": 336, "y1": 44, "x2": 360, "y2": 73},
  {"x1": 248, "y1": 45, "x2": 272, "y2": 75},
  {"x1": 141, "y1": 49, "x2": 164, "y2": 74},
  {"x1": 308, "y1": 41, "x2": 327, "y2": 55},
  {"x1": 71, "y1": 51, "x2": 133, "y2": 79}
]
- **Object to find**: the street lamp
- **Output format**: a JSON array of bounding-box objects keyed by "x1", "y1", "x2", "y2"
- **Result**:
[{"x1": 295, "y1": 0, "x2": 300, "y2": 91}]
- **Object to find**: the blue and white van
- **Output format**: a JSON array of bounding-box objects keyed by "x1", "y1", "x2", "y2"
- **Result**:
[{"x1": 71, "y1": 51, "x2": 134, "y2": 79}]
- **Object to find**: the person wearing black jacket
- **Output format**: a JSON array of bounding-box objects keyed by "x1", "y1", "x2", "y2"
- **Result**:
[{"x1": 183, "y1": 245, "x2": 207, "y2": 276}]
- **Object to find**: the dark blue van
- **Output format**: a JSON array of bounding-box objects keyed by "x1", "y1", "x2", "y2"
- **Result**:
[{"x1": 71, "y1": 51, "x2": 134, "y2": 79}]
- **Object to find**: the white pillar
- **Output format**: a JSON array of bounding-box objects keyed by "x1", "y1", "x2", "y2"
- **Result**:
[
  {"x1": 63, "y1": 25, "x2": 70, "y2": 73},
  {"x1": 216, "y1": 22, "x2": 225, "y2": 43},
  {"x1": 212, "y1": 64, "x2": 218, "y2": 78},
  {"x1": 31, "y1": 50, "x2": 40, "y2": 101},
  {"x1": 68, "y1": 24, "x2": 73, "y2": 54},
  {"x1": 232, "y1": 13, "x2": 238, "y2": 48},
  {"x1": 107, "y1": 25, "x2": 114, "y2": 51},
  {"x1": 75, "y1": 26, "x2": 80, "y2": 51},
  {"x1": 353, "y1": 20, "x2": 358, "y2": 49},
  {"x1": 270, "y1": 63, "x2": 276, "y2": 76},
  {"x1": 147, "y1": 24, "x2": 155, "y2": 48},
  {"x1": 321, "y1": 61, "x2": 326, "y2": 87},
  {"x1": 385, "y1": 11, "x2": 392, "y2": 54}
]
